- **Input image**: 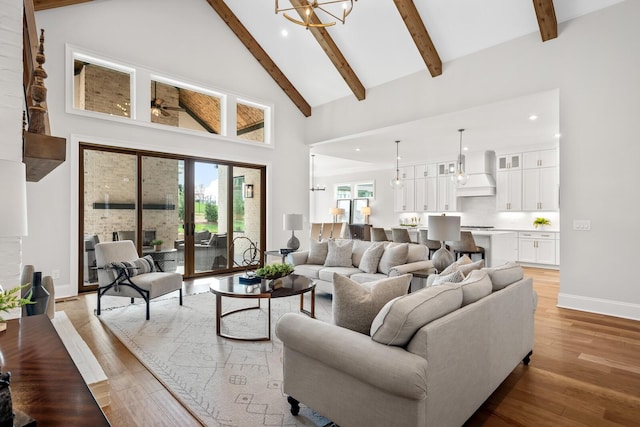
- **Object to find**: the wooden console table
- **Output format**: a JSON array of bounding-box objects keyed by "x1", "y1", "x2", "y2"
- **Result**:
[{"x1": 0, "y1": 315, "x2": 110, "y2": 426}]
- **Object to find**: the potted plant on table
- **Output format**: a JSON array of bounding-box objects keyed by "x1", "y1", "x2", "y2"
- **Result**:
[
  {"x1": 0, "y1": 285, "x2": 34, "y2": 332},
  {"x1": 533, "y1": 217, "x2": 551, "y2": 229},
  {"x1": 150, "y1": 239, "x2": 164, "y2": 251}
]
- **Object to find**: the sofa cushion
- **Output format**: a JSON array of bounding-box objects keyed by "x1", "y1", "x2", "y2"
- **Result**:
[
  {"x1": 293, "y1": 264, "x2": 324, "y2": 280},
  {"x1": 440, "y1": 254, "x2": 472, "y2": 275},
  {"x1": 378, "y1": 243, "x2": 409, "y2": 275},
  {"x1": 324, "y1": 239, "x2": 354, "y2": 267},
  {"x1": 349, "y1": 272, "x2": 389, "y2": 284},
  {"x1": 351, "y1": 240, "x2": 373, "y2": 268},
  {"x1": 458, "y1": 259, "x2": 485, "y2": 276},
  {"x1": 319, "y1": 266, "x2": 362, "y2": 282},
  {"x1": 370, "y1": 285, "x2": 463, "y2": 346},
  {"x1": 359, "y1": 242, "x2": 386, "y2": 274},
  {"x1": 429, "y1": 269, "x2": 465, "y2": 286},
  {"x1": 447, "y1": 270, "x2": 493, "y2": 306},
  {"x1": 406, "y1": 243, "x2": 429, "y2": 263},
  {"x1": 333, "y1": 273, "x2": 412, "y2": 335},
  {"x1": 307, "y1": 239, "x2": 329, "y2": 265},
  {"x1": 482, "y1": 262, "x2": 524, "y2": 291}
]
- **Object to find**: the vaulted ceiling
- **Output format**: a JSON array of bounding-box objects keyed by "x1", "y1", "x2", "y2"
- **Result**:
[{"x1": 36, "y1": 0, "x2": 624, "y2": 118}]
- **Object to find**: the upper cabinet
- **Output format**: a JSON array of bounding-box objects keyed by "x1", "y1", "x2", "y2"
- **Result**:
[
  {"x1": 399, "y1": 166, "x2": 415, "y2": 180},
  {"x1": 415, "y1": 163, "x2": 437, "y2": 178},
  {"x1": 522, "y1": 149, "x2": 557, "y2": 169},
  {"x1": 394, "y1": 179, "x2": 415, "y2": 212},
  {"x1": 415, "y1": 175, "x2": 438, "y2": 212},
  {"x1": 438, "y1": 161, "x2": 456, "y2": 176},
  {"x1": 496, "y1": 153, "x2": 521, "y2": 171}
]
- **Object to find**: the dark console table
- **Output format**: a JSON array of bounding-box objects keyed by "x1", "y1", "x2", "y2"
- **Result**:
[{"x1": 0, "y1": 315, "x2": 110, "y2": 426}]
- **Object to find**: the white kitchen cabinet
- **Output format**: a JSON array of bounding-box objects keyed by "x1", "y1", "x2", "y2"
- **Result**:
[
  {"x1": 437, "y1": 176, "x2": 457, "y2": 212},
  {"x1": 496, "y1": 169, "x2": 522, "y2": 211},
  {"x1": 415, "y1": 176, "x2": 437, "y2": 212},
  {"x1": 523, "y1": 149, "x2": 557, "y2": 169},
  {"x1": 518, "y1": 231, "x2": 557, "y2": 265},
  {"x1": 437, "y1": 161, "x2": 456, "y2": 176},
  {"x1": 399, "y1": 166, "x2": 415, "y2": 180},
  {"x1": 496, "y1": 153, "x2": 521, "y2": 171},
  {"x1": 415, "y1": 163, "x2": 437, "y2": 178},
  {"x1": 394, "y1": 179, "x2": 415, "y2": 212},
  {"x1": 523, "y1": 167, "x2": 558, "y2": 211}
]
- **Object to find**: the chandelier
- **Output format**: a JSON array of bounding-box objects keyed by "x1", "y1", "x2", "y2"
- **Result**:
[
  {"x1": 275, "y1": 0, "x2": 357, "y2": 29},
  {"x1": 310, "y1": 154, "x2": 326, "y2": 192},
  {"x1": 390, "y1": 140, "x2": 404, "y2": 189},
  {"x1": 455, "y1": 129, "x2": 468, "y2": 185}
]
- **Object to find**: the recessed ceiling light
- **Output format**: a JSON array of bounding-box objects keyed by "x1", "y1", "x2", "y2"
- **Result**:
[
  {"x1": 554, "y1": 133, "x2": 561, "y2": 138},
  {"x1": 355, "y1": 148, "x2": 360, "y2": 151},
  {"x1": 529, "y1": 114, "x2": 538, "y2": 121},
  {"x1": 463, "y1": 147, "x2": 469, "y2": 151},
  {"x1": 281, "y1": 29, "x2": 288, "y2": 37}
]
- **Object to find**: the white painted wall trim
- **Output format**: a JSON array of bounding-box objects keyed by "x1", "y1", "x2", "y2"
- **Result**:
[{"x1": 557, "y1": 293, "x2": 640, "y2": 322}]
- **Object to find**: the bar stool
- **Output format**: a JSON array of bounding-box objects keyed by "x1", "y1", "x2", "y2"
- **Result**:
[
  {"x1": 418, "y1": 229, "x2": 441, "y2": 259},
  {"x1": 391, "y1": 228, "x2": 412, "y2": 243},
  {"x1": 450, "y1": 231, "x2": 485, "y2": 261},
  {"x1": 371, "y1": 227, "x2": 389, "y2": 242}
]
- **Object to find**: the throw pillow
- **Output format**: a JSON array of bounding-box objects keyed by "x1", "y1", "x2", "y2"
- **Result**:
[
  {"x1": 370, "y1": 284, "x2": 463, "y2": 346},
  {"x1": 324, "y1": 239, "x2": 354, "y2": 267},
  {"x1": 406, "y1": 243, "x2": 428, "y2": 263},
  {"x1": 378, "y1": 243, "x2": 409, "y2": 275},
  {"x1": 439, "y1": 254, "x2": 472, "y2": 275},
  {"x1": 458, "y1": 259, "x2": 485, "y2": 276},
  {"x1": 110, "y1": 256, "x2": 155, "y2": 281},
  {"x1": 446, "y1": 270, "x2": 492, "y2": 306},
  {"x1": 332, "y1": 273, "x2": 412, "y2": 335},
  {"x1": 482, "y1": 262, "x2": 524, "y2": 291},
  {"x1": 358, "y1": 242, "x2": 386, "y2": 274},
  {"x1": 307, "y1": 239, "x2": 329, "y2": 265},
  {"x1": 430, "y1": 269, "x2": 465, "y2": 286}
]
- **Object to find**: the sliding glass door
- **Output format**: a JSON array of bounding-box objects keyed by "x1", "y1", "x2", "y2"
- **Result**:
[{"x1": 79, "y1": 145, "x2": 265, "y2": 292}]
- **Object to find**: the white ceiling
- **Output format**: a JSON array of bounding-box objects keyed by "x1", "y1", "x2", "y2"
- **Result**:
[{"x1": 223, "y1": 1, "x2": 621, "y2": 176}]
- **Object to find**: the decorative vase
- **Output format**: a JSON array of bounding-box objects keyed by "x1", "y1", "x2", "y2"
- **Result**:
[
  {"x1": 25, "y1": 272, "x2": 50, "y2": 317},
  {"x1": 0, "y1": 372, "x2": 12, "y2": 427}
]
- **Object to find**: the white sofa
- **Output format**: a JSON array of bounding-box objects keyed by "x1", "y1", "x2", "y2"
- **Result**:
[
  {"x1": 287, "y1": 239, "x2": 436, "y2": 294},
  {"x1": 276, "y1": 263, "x2": 536, "y2": 427}
]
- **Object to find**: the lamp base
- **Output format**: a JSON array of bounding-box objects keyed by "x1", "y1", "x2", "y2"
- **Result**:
[
  {"x1": 431, "y1": 244, "x2": 455, "y2": 273},
  {"x1": 286, "y1": 232, "x2": 300, "y2": 251}
]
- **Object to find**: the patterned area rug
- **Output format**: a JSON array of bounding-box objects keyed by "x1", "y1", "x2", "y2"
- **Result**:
[{"x1": 99, "y1": 290, "x2": 334, "y2": 426}]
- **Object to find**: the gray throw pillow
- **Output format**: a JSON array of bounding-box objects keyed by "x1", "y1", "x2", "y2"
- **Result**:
[
  {"x1": 458, "y1": 259, "x2": 485, "y2": 276},
  {"x1": 358, "y1": 242, "x2": 386, "y2": 274},
  {"x1": 445, "y1": 269, "x2": 492, "y2": 306},
  {"x1": 370, "y1": 284, "x2": 463, "y2": 346},
  {"x1": 307, "y1": 239, "x2": 329, "y2": 265},
  {"x1": 333, "y1": 273, "x2": 412, "y2": 335},
  {"x1": 378, "y1": 243, "x2": 409, "y2": 275},
  {"x1": 482, "y1": 262, "x2": 524, "y2": 291},
  {"x1": 440, "y1": 254, "x2": 472, "y2": 275},
  {"x1": 324, "y1": 239, "x2": 354, "y2": 267},
  {"x1": 430, "y1": 269, "x2": 465, "y2": 286}
]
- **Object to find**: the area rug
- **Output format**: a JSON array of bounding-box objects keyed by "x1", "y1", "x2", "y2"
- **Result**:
[{"x1": 98, "y1": 291, "x2": 334, "y2": 426}]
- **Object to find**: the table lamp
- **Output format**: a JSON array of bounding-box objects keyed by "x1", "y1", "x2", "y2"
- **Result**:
[
  {"x1": 283, "y1": 213, "x2": 303, "y2": 251},
  {"x1": 428, "y1": 215, "x2": 460, "y2": 273},
  {"x1": 330, "y1": 208, "x2": 344, "y2": 223},
  {"x1": 360, "y1": 206, "x2": 371, "y2": 224}
]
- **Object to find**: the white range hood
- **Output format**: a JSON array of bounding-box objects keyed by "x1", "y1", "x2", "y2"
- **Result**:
[{"x1": 456, "y1": 151, "x2": 496, "y2": 197}]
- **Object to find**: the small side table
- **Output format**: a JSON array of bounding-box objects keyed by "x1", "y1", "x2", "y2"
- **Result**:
[
  {"x1": 142, "y1": 248, "x2": 178, "y2": 272},
  {"x1": 410, "y1": 268, "x2": 433, "y2": 292},
  {"x1": 264, "y1": 249, "x2": 295, "y2": 264}
]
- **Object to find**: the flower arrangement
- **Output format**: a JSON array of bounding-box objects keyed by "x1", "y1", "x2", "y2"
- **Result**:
[
  {"x1": 400, "y1": 217, "x2": 421, "y2": 227},
  {"x1": 0, "y1": 284, "x2": 33, "y2": 323},
  {"x1": 533, "y1": 217, "x2": 551, "y2": 229},
  {"x1": 255, "y1": 263, "x2": 294, "y2": 279}
]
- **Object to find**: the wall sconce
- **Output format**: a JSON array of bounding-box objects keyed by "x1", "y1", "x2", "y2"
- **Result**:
[{"x1": 244, "y1": 184, "x2": 254, "y2": 199}]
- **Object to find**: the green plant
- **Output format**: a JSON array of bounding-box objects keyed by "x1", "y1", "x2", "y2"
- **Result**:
[
  {"x1": 533, "y1": 217, "x2": 551, "y2": 228},
  {"x1": 255, "y1": 263, "x2": 294, "y2": 278},
  {"x1": 0, "y1": 284, "x2": 34, "y2": 322},
  {"x1": 204, "y1": 203, "x2": 218, "y2": 222},
  {"x1": 150, "y1": 239, "x2": 164, "y2": 246}
]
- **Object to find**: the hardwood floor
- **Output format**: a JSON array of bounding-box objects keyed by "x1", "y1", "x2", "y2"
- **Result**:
[{"x1": 57, "y1": 268, "x2": 640, "y2": 426}]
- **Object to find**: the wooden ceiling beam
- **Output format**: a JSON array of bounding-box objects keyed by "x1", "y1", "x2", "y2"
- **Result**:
[
  {"x1": 532, "y1": 0, "x2": 558, "y2": 42},
  {"x1": 289, "y1": 0, "x2": 365, "y2": 101},
  {"x1": 206, "y1": 0, "x2": 311, "y2": 117},
  {"x1": 393, "y1": 0, "x2": 442, "y2": 78},
  {"x1": 33, "y1": 0, "x2": 92, "y2": 11}
]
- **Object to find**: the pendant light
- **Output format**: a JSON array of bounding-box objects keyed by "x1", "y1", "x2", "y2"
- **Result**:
[
  {"x1": 455, "y1": 129, "x2": 468, "y2": 186},
  {"x1": 390, "y1": 140, "x2": 404, "y2": 189},
  {"x1": 310, "y1": 154, "x2": 326, "y2": 192}
]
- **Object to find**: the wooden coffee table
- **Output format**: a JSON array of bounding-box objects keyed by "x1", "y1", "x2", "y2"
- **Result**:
[{"x1": 209, "y1": 273, "x2": 315, "y2": 341}]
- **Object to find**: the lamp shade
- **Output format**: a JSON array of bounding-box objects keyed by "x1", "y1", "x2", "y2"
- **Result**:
[
  {"x1": 0, "y1": 160, "x2": 28, "y2": 237},
  {"x1": 330, "y1": 208, "x2": 344, "y2": 216},
  {"x1": 427, "y1": 215, "x2": 460, "y2": 242},
  {"x1": 283, "y1": 213, "x2": 303, "y2": 231},
  {"x1": 360, "y1": 206, "x2": 371, "y2": 215}
]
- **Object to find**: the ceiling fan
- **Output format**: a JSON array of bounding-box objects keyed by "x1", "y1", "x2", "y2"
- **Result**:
[{"x1": 151, "y1": 81, "x2": 184, "y2": 117}]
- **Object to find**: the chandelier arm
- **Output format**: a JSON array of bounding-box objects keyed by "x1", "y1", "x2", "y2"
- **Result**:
[{"x1": 277, "y1": 0, "x2": 355, "y2": 27}]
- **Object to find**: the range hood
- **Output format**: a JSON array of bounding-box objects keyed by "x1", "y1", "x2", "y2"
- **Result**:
[{"x1": 456, "y1": 150, "x2": 496, "y2": 197}]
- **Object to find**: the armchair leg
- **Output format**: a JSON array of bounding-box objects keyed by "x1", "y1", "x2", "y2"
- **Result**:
[
  {"x1": 131, "y1": 297, "x2": 134, "y2": 304},
  {"x1": 179, "y1": 288, "x2": 183, "y2": 305},
  {"x1": 523, "y1": 350, "x2": 533, "y2": 365},
  {"x1": 97, "y1": 291, "x2": 101, "y2": 315},
  {"x1": 287, "y1": 396, "x2": 300, "y2": 416}
]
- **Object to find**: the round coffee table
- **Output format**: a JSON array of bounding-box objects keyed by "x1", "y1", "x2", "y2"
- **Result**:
[{"x1": 209, "y1": 273, "x2": 316, "y2": 341}]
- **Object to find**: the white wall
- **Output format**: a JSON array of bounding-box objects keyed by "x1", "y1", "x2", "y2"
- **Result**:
[
  {"x1": 29, "y1": 0, "x2": 309, "y2": 297},
  {"x1": 306, "y1": 2, "x2": 640, "y2": 320}
]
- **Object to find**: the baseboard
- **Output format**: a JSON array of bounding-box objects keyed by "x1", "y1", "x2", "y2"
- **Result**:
[
  {"x1": 55, "y1": 282, "x2": 77, "y2": 299},
  {"x1": 557, "y1": 293, "x2": 640, "y2": 321}
]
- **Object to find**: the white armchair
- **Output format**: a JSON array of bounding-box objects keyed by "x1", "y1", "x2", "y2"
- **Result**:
[{"x1": 95, "y1": 241, "x2": 182, "y2": 320}]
